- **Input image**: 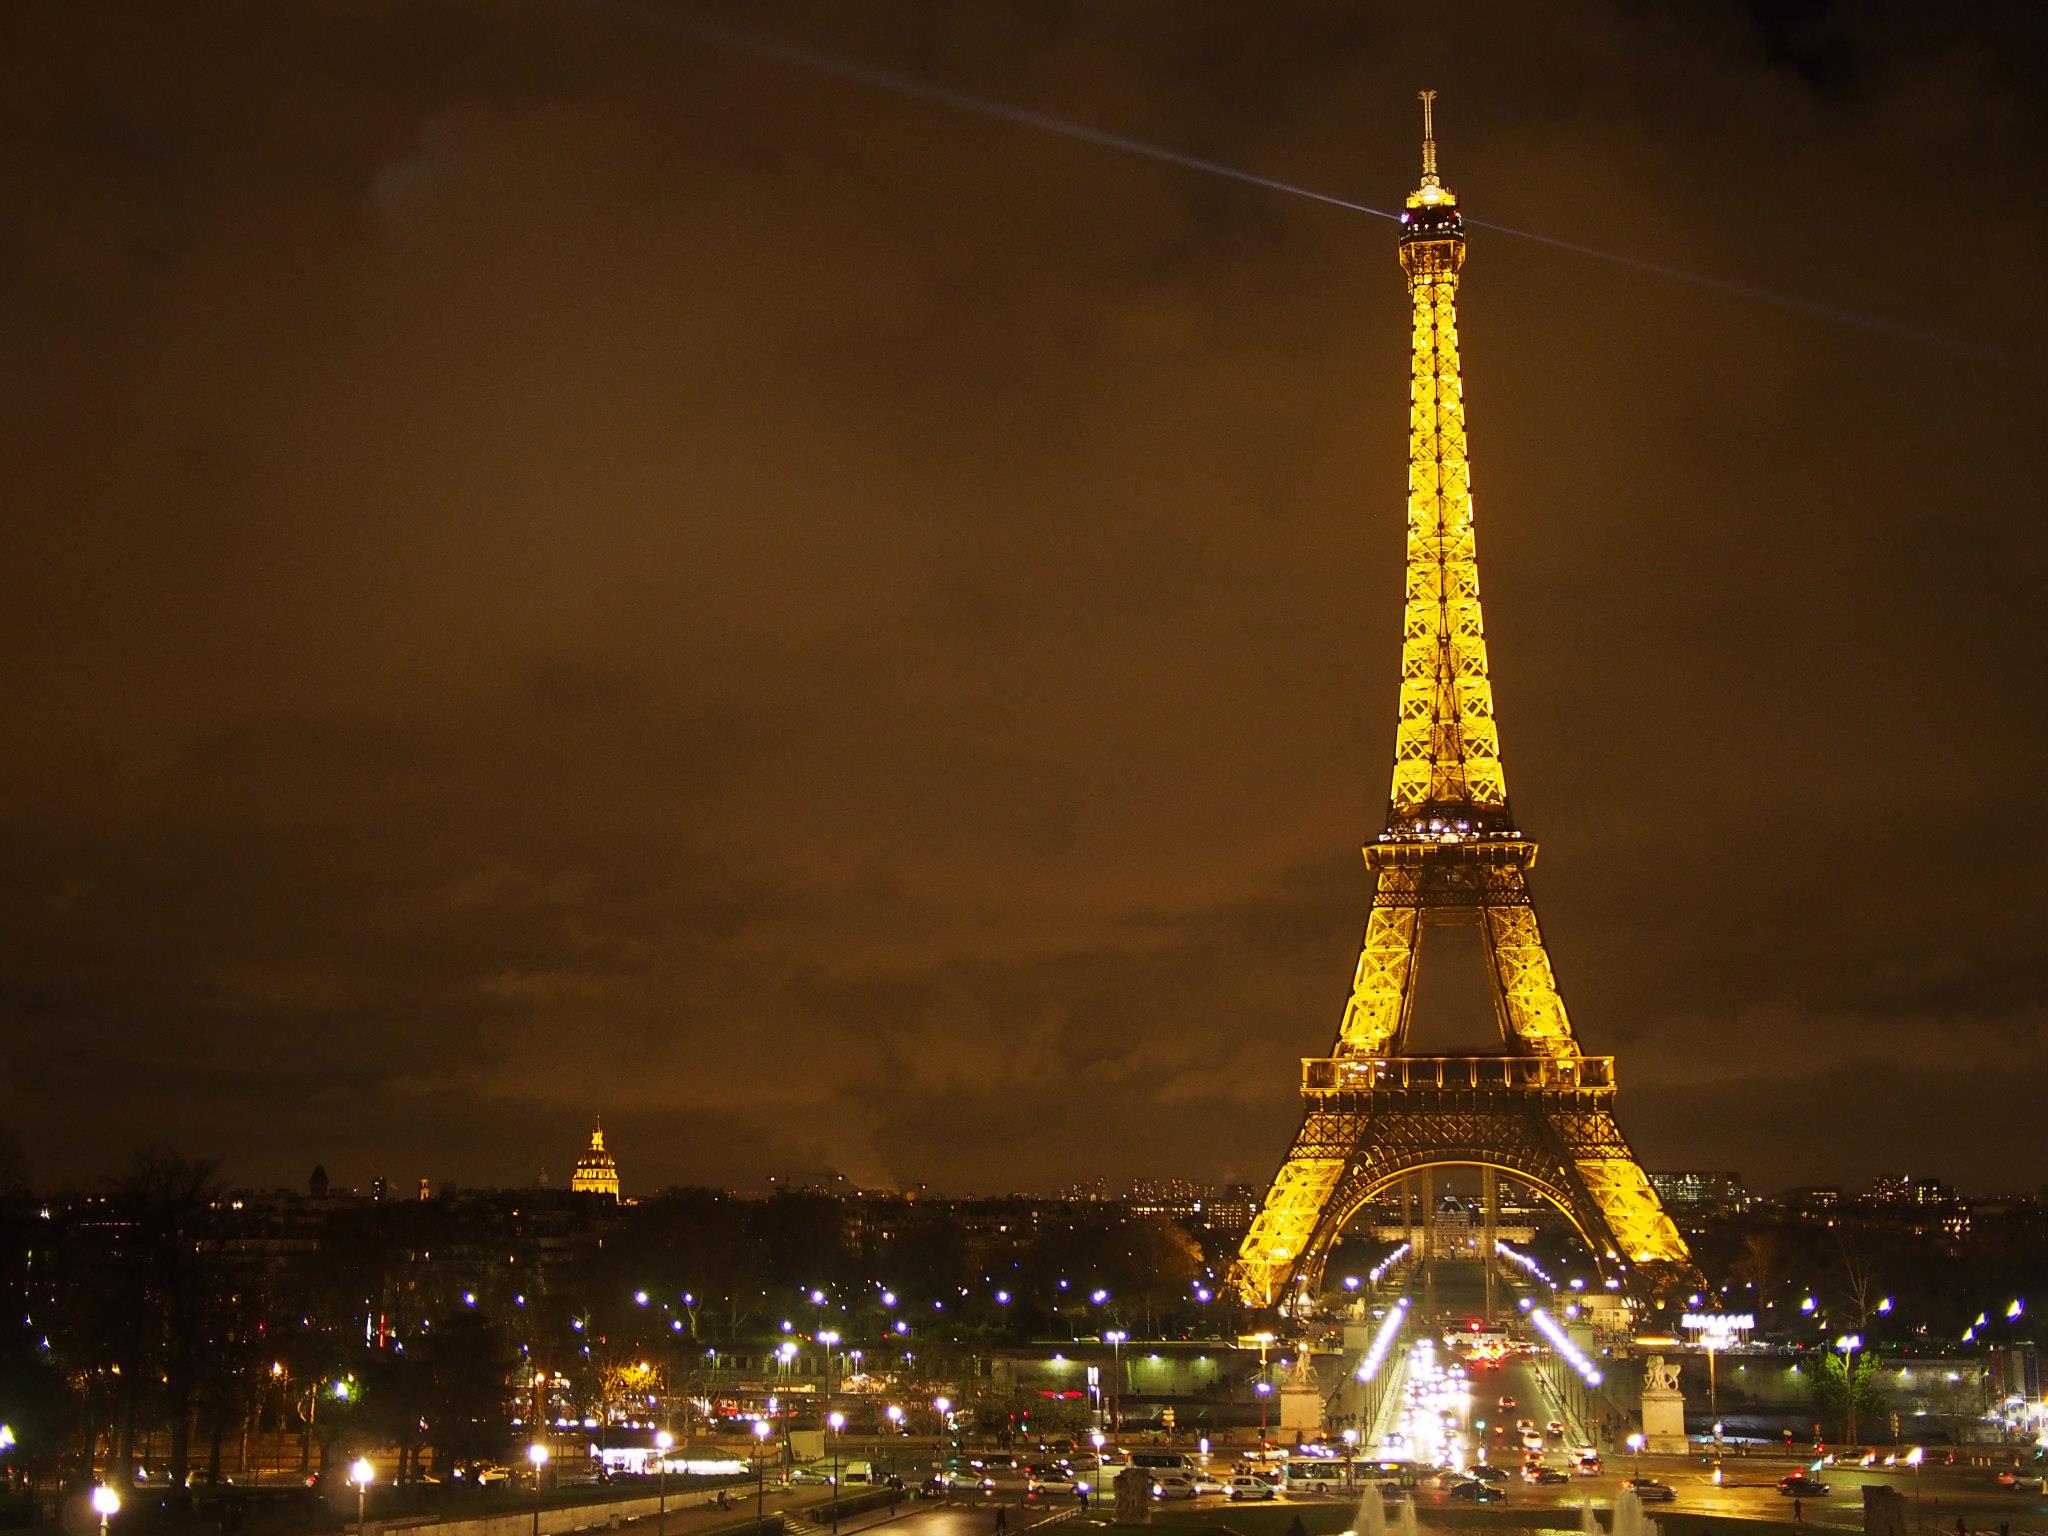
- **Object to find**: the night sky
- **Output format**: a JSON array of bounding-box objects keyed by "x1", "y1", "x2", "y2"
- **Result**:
[{"x1": 4, "y1": 2, "x2": 2044, "y2": 1198}]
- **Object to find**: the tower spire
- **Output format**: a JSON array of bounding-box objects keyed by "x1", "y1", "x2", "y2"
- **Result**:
[{"x1": 1419, "y1": 88, "x2": 1438, "y2": 181}]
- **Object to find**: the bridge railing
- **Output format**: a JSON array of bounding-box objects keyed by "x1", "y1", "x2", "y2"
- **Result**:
[{"x1": 1301, "y1": 1054, "x2": 1615, "y2": 1094}]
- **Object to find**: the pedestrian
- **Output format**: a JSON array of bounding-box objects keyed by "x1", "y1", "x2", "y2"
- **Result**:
[
  {"x1": 1793, "y1": 1499, "x2": 1803, "y2": 1523},
  {"x1": 1955, "y1": 1519, "x2": 1966, "y2": 1536},
  {"x1": 995, "y1": 1508, "x2": 1008, "y2": 1535}
]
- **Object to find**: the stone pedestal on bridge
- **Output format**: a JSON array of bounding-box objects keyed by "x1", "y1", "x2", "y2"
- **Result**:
[
  {"x1": 1279, "y1": 1347, "x2": 1325, "y2": 1438},
  {"x1": 1640, "y1": 1354, "x2": 1687, "y2": 1453}
]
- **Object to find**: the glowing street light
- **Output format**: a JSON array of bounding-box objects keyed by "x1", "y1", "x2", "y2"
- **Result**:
[
  {"x1": 1101, "y1": 1333, "x2": 1126, "y2": 1431},
  {"x1": 654, "y1": 1431, "x2": 674, "y2": 1536},
  {"x1": 826, "y1": 1412, "x2": 846, "y2": 1533},
  {"x1": 349, "y1": 1458, "x2": 376, "y2": 1536},
  {"x1": 527, "y1": 1444, "x2": 550, "y2": 1536},
  {"x1": 752, "y1": 1419, "x2": 773, "y2": 1526},
  {"x1": 1626, "y1": 1432, "x2": 1644, "y2": 1480},
  {"x1": 91, "y1": 1486, "x2": 120, "y2": 1536}
]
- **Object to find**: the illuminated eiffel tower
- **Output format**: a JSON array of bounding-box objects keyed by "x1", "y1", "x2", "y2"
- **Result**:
[{"x1": 1230, "y1": 95, "x2": 1691, "y2": 1310}]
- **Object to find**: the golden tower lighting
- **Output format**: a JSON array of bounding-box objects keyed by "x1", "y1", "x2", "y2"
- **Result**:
[{"x1": 1229, "y1": 93, "x2": 1691, "y2": 1310}]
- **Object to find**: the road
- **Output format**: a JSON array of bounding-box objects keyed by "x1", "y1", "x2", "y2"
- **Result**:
[{"x1": 1343, "y1": 1337, "x2": 2048, "y2": 1533}]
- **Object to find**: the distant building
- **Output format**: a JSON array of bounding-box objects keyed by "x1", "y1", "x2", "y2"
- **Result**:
[
  {"x1": 1785, "y1": 1185, "x2": 1841, "y2": 1219},
  {"x1": 1648, "y1": 1171, "x2": 1746, "y2": 1210},
  {"x1": 572, "y1": 1121, "x2": 621, "y2": 1200},
  {"x1": 1865, "y1": 1174, "x2": 1953, "y2": 1206}
]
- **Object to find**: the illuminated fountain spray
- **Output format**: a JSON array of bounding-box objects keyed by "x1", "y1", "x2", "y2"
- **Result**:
[
  {"x1": 1394, "y1": 1494, "x2": 1420, "y2": 1536},
  {"x1": 1350, "y1": 1483, "x2": 1389, "y2": 1536},
  {"x1": 1609, "y1": 1488, "x2": 1660, "y2": 1536},
  {"x1": 1580, "y1": 1503, "x2": 1600, "y2": 1536}
]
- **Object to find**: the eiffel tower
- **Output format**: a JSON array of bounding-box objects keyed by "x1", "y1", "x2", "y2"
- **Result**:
[{"x1": 1230, "y1": 94, "x2": 1691, "y2": 1311}]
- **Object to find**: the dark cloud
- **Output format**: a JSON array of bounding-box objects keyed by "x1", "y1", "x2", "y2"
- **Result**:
[{"x1": 2, "y1": 0, "x2": 2044, "y2": 1197}]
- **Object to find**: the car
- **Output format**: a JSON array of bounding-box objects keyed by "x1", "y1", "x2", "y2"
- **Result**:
[
  {"x1": 1547, "y1": 1421, "x2": 1567, "y2": 1437},
  {"x1": 1576, "y1": 1457, "x2": 1603, "y2": 1477},
  {"x1": 1469, "y1": 1465, "x2": 1511, "y2": 1483},
  {"x1": 1624, "y1": 1479, "x2": 1676, "y2": 1504},
  {"x1": 1229, "y1": 1476, "x2": 1278, "y2": 1502},
  {"x1": 1523, "y1": 1436, "x2": 1547, "y2": 1453},
  {"x1": 1498, "y1": 1396, "x2": 1518, "y2": 1408},
  {"x1": 1152, "y1": 1476, "x2": 1199, "y2": 1500},
  {"x1": 1996, "y1": 1472, "x2": 2047, "y2": 1492},
  {"x1": 1779, "y1": 1476, "x2": 1831, "y2": 1497},
  {"x1": 1449, "y1": 1481, "x2": 1506, "y2": 1504},
  {"x1": 1188, "y1": 1473, "x2": 1228, "y2": 1497},
  {"x1": 935, "y1": 1470, "x2": 994, "y2": 1493},
  {"x1": 1524, "y1": 1468, "x2": 1571, "y2": 1486}
]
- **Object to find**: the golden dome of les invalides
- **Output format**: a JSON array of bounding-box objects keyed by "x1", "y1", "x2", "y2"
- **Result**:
[{"x1": 570, "y1": 1119, "x2": 620, "y2": 1199}]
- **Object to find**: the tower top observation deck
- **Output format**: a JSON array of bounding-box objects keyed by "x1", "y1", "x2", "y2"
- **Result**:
[{"x1": 1400, "y1": 89, "x2": 1464, "y2": 251}]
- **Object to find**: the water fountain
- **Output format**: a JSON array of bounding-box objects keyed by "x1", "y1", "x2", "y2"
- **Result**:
[
  {"x1": 1350, "y1": 1482, "x2": 1390, "y2": 1536},
  {"x1": 1580, "y1": 1502, "x2": 1601, "y2": 1536},
  {"x1": 1609, "y1": 1488, "x2": 1660, "y2": 1536},
  {"x1": 1394, "y1": 1493, "x2": 1421, "y2": 1536}
]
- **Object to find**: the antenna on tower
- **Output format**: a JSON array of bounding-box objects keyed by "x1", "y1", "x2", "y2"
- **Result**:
[{"x1": 1419, "y1": 89, "x2": 1439, "y2": 180}]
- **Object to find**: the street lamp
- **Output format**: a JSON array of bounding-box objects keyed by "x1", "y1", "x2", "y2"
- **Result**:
[
  {"x1": 1341, "y1": 1428, "x2": 1358, "y2": 1489},
  {"x1": 933, "y1": 1397, "x2": 951, "y2": 1461},
  {"x1": 1835, "y1": 1335, "x2": 1863, "y2": 1445},
  {"x1": 1251, "y1": 1333, "x2": 1276, "y2": 1446},
  {"x1": 753, "y1": 1419, "x2": 773, "y2": 1526},
  {"x1": 92, "y1": 1485, "x2": 120, "y2": 1536},
  {"x1": 827, "y1": 1412, "x2": 846, "y2": 1533},
  {"x1": 527, "y1": 1443, "x2": 549, "y2": 1536},
  {"x1": 818, "y1": 1331, "x2": 840, "y2": 1399},
  {"x1": 1102, "y1": 1332, "x2": 1127, "y2": 1433},
  {"x1": 350, "y1": 1458, "x2": 375, "y2": 1536},
  {"x1": 654, "y1": 1432, "x2": 674, "y2": 1536},
  {"x1": 1626, "y1": 1432, "x2": 1645, "y2": 1481}
]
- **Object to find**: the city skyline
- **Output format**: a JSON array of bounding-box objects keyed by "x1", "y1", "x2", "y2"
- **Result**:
[{"x1": 4, "y1": 4, "x2": 2046, "y2": 1198}]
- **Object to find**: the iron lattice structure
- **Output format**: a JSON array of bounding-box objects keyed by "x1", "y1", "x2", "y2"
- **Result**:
[{"x1": 1230, "y1": 96, "x2": 1691, "y2": 1309}]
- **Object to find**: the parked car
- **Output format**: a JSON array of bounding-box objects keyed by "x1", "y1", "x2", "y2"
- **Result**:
[
  {"x1": 1624, "y1": 1479, "x2": 1676, "y2": 1504},
  {"x1": 1779, "y1": 1475, "x2": 1831, "y2": 1497},
  {"x1": 1450, "y1": 1481, "x2": 1506, "y2": 1504},
  {"x1": 1229, "y1": 1476, "x2": 1279, "y2": 1502}
]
